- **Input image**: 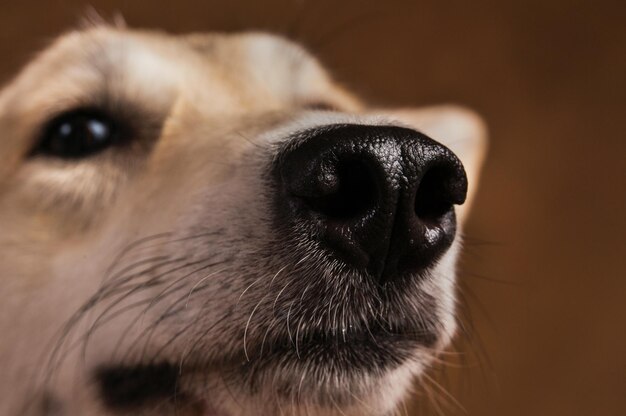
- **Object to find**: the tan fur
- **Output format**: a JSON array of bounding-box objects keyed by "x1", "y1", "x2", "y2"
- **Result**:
[{"x1": 0, "y1": 26, "x2": 486, "y2": 416}]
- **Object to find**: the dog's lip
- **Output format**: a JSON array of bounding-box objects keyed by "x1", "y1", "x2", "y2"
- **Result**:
[
  {"x1": 289, "y1": 323, "x2": 430, "y2": 346},
  {"x1": 289, "y1": 324, "x2": 432, "y2": 349},
  {"x1": 243, "y1": 321, "x2": 437, "y2": 370}
]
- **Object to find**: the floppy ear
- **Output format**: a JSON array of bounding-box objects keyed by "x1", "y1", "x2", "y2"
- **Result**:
[{"x1": 374, "y1": 105, "x2": 488, "y2": 224}]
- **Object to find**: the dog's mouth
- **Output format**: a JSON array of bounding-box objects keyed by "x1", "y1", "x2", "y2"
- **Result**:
[
  {"x1": 244, "y1": 321, "x2": 437, "y2": 372},
  {"x1": 95, "y1": 319, "x2": 438, "y2": 414}
]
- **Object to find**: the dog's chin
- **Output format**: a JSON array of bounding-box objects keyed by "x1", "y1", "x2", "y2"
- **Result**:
[
  {"x1": 238, "y1": 322, "x2": 440, "y2": 408},
  {"x1": 234, "y1": 326, "x2": 437, "y2": 410}
]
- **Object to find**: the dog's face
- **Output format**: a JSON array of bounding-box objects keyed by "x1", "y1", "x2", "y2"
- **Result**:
[{"x1": 0, "y1": 26, "x2": 486, "y2": 416}]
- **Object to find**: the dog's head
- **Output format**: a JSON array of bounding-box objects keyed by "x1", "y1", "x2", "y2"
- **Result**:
[{"x1": 0, "y1": 26, "x2": 486, "y2": 415}]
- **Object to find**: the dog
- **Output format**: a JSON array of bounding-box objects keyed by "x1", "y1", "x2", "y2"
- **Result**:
[{"x1": 0, "y1": 23, "x2": 486, "y2": 416}]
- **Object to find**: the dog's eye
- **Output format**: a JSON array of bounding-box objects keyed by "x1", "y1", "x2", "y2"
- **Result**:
[{"x1": 34, "y1": 110, "x2": 123, "y2": 159}]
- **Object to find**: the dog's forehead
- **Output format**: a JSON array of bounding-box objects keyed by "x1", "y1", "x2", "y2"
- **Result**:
[
  {"x1": 1, "y1": 28, "x2": 355, "y2": 113},
  {"x1": 179, "y1": 30, "x2": 360, "y2": 109}
]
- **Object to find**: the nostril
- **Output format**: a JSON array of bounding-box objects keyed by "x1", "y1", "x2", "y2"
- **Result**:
[
  {"x1": 301, "y1": 159, "x2": 378, "y2": 220},
  {"x1": 414, "y1": 165, "x2": 464, "y2": 223}
]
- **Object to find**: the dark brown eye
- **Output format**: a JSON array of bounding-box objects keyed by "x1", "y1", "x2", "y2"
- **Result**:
[{"x1": 34, "y1": 109, "x2": 122, "y2": 159}]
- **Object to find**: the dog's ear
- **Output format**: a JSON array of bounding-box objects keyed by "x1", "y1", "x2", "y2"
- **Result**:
[{"x1": 374, "y1": 105, "x2": 488, "y2": 224}]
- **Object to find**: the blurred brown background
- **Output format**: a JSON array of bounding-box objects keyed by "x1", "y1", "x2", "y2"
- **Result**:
[{"x1": 1, "y1": 1, "x2": 624, "y2": 415}]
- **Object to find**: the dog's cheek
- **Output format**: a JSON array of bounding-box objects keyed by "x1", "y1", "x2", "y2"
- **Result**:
[{"x1": 425, "y1": 239, "x2": 461, "y2": 349}]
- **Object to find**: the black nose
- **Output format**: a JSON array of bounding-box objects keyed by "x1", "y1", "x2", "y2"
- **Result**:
[{"x1": 274, "y1": 124, "x2": 467, "y2": 282}]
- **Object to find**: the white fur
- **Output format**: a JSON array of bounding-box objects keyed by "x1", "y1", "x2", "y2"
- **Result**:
[{"x1": 0, "y1": 27, "x2": 486, "y2": 416}]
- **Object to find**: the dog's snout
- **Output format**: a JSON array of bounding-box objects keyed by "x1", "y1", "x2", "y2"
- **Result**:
[{"x1": 276, "y1": 124, "x2": 468, "y2": 282}]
